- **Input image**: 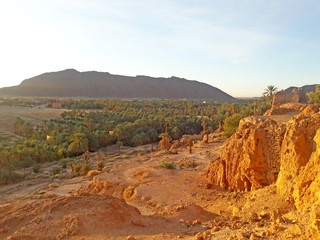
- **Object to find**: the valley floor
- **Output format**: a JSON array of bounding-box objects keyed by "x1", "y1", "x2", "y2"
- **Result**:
[{"x1": 0, "y1": 131, "x2": 311, "y2": 240}]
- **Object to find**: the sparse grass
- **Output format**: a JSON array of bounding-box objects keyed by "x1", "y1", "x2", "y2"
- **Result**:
[
  {"x1": 32, "y1": 163, "x2": 41, "y2": 173},
  {"x1": 126, "y1": 150, "x2": 136, "y2": 155},
  {"x1": 0, "y1": 168, "x2": 22, "y2": 185},
  {"x1": 162, "y1": 150, "x2": 171, "y2": 155},
  {"x1": 162, "y1": 150, "x2": 178, "y2": 155},
  {"x1": 60, "y1": 158, "x2": 71, "y2": 169},
  {"x1": 178, "y1": 160, "x2": 197, "y2": 168},
  {"x1": 113, "y1": 154, "x2": 130, "y2": 160},
  {"x1": 97, "y1": 160, "x2": 104, "y2": 171},
  {"x1": 0, "y1": 136, "x2": 8, "y2": 141},
  {"x1": 70, "y1": 162, "x2": 91, "y2": 177},
  {"x1": 51, "y1": 167, "x2": 62, "y2": 175},
  {"x1": 157, "y1": 161, "x2": 175, "y2": 169}
]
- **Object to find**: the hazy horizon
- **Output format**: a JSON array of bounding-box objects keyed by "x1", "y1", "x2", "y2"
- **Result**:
[{"x1": 1, "y1": 0, "x2": 319, "y2": 97}]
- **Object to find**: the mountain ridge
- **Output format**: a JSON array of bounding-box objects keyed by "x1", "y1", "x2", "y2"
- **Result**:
[
  {"x1": 285, "y1": 84, "x2": 317, "y2": 94},
  {"x1": 0, "y1": 69, "x2": 236, "y2": 101}
]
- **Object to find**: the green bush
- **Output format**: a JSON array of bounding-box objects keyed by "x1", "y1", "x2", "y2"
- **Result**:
[
  {"x1": 158, "y1": 161, "x2": 175, "y2": 169},
  {"x1": 32, "y1": 163, "x2": 41, "y2": 173},
  {"x1": 178, "y1": 160, "x2": 197, "y2": 168},
  {"x1": 70, "y1": 163, "x2": 91, "y2": 177},
  {"x1": 223, "y1": 114, "x2": 243, "y2": 138},
  {"x1": 51, "y1": 167, "x2": 61, "y2": 175},
  {"x1": 307, "y1": 85, "x2": 320, "y2": 103},
  {"x1": 0, "y1": 168, "x2": 20, "y2": 185},
  {"x1": 60, "y1": 158, "x2": 71, "y2": 169}
]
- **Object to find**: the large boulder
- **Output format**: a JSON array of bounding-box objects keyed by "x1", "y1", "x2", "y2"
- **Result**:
[
  {"x1": 276, "y1": 113, "x2": 320, "y2": 203},
  {"x1": 206, "y1": 117, "x2": 285, "y2": 191},
  {"x1": 292, "y1": 128, "x2": 320, "y2": 211}
]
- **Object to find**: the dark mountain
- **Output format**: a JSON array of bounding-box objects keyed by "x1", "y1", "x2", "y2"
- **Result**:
[
  {"x1": 0, "y1": 69, "x2": 236, "y2": 101},
  {"x1": 285, "y1": 84, "x2": 317, "y2": 95}
]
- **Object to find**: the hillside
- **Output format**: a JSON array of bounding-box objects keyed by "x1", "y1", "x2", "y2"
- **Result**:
[
  {"x1": 0, "y1": 69, "x2": 235, "y2": 101},
  {"x1": 285, "y1": 84, "x2": 317, "y2": 95}
]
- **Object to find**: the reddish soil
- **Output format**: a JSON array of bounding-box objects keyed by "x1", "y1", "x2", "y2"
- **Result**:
[{"x1": 0, "y1": 113, "x2": 310, "y2": 239}]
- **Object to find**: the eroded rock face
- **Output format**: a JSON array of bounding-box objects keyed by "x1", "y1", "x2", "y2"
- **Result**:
[
  {"x1": 291, "y1": 127, "x2": 320, "y2": 211},
  {"x1": 207, "y1": 117, "x2": 285, "y2": 191},
  {"x1": 276, "y1": 113, "x2": 320, "y2": 203},
  {"x1": 207, "y1": 108, "x2": 320, "y2": 214}
]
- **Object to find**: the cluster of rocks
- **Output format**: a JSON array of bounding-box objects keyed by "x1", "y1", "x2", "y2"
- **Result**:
[{"x1": 206, "y1": 105, "x2": 320, "y2": 237}]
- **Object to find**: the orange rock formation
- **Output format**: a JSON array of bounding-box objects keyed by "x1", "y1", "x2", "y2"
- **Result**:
[
  {"x1": 207, "y1": 107, "x2": 320, "y2": 214},
  {"x1": 207, "y1": 117, "x2": 285, "y2": 192}
]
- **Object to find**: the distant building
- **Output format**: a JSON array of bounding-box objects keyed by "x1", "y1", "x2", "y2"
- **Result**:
[
  {"x1": 50, "y1": 102, "x2": 62, "y2": 109},
  {"x1": 38, "y1": 104, "x2": 47, "y2": 109},
  {"x1": 272, "y1": 88, "x2": 308, "y2": 107}
]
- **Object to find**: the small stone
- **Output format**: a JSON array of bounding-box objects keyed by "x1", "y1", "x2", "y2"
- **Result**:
[
  {"x1": 186, "y1": 220, "x2": 193, "y2": 226},
  {"x1": 270, "y1": 211, "x2": 280, "y2": 222},
  {"x1": 195, "y1": 232, "x2": 203, "y2": 240},
  {"x1": 175, "y1": 205, "x2": 184, "y2": 211},
  {"x1": 87, "y1": 170, "x2": 101, "y2": 177},
  {"x1": 249, "y1": 233, "x2": 259, "y2": 240},
  {"x1": 132, "y1": 220, "x2": 145, "y2": 227},
  {"x1": 232, "y1": 207, "x2": 240, "y2": 217},
  {"x1": 48, "y1": 182, "x2": 59, "y2": 190},
  {"x1": 203, "y1": 230, "x2": 211, "y2": 239},
  {"x1": 311, "y1": 203, "x2": 320, "y2": 220},
  {"x1": 249, "y1": 212, "x2": 258, "y2": 221},
  {"x1": 127, "y1": 236, "x2": 135, "y2": 240},
  {"x1": 311, "y1": 219, "x2": 320, "y2": 232},
  {"x1": 212, "y1": 226, "x2": 220, "y2": 232},
  {"x1": 259, "y1": 210, "x2": 269, "y2": 219},
  {"x1": 192, "y1": 219, "x2": 202, "y2": 225},
  {"x1": 179, "y1": 219, "x2": 186, "y2": 223},
  {"x1": 276, "y1": 217, "x2": 285, "y2": 223}
]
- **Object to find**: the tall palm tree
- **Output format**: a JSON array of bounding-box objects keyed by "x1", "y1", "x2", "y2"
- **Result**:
[
  {"x1": 68, "y1": 133, "x2": 89, "y2": 154},
  {"x1": 264, "y1": 85, "x2": 278, "y2": 97},
  {"x1": 263, "y1": 85, "x2": 278, "y2": 107}
]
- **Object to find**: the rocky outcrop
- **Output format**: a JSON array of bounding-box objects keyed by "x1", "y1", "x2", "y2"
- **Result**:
[
  {"x1": 207, "y1": 117, "x2": 285, "y2": 191},
  {"x1": 264, "y1": 103, "x2": 305, "y2": 116},
  {"x1": 276, "y1": 113, "x2": 320, "y2": 203},
  {"x1": 207, "y1": 106, "x2": 320, "y2": 215},
  {"x1": 292, "y1": 128, "x2": 320, "y2": 211}
]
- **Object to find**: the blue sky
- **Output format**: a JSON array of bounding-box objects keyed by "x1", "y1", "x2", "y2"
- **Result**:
[{"x1": 0, "y1": 0, "x2": 319, "y2": 97}]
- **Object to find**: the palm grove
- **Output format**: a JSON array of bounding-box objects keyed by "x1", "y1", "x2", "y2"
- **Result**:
[{"x1": 0, "y1": 95, "x2": 276, "y2": 184}]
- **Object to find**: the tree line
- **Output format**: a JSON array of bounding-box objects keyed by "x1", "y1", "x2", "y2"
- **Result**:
[{"x1": 0, "y1": 98, "x2": 273, "y2": 184}]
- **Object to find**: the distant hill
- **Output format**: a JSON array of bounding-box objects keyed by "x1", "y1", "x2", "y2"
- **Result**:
[
  {"x1": 285, "y1": 84, "x2": 317, "y2": 95},
  {"x1": 0, "y1": 69, "x2": 236, "y2": 101}
]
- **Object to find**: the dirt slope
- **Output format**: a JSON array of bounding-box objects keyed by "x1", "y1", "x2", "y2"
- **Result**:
[{"x1": 0, "y1": 122, "x2": 314, "y2": 239}]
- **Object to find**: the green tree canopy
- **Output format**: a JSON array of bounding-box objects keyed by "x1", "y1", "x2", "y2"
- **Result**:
[
  {"x1": 307, "y1": 85, "x2": 320, "y2": 103},
  {"x1": 68, "y1": 133, "x2": 89, "y2": 154}
]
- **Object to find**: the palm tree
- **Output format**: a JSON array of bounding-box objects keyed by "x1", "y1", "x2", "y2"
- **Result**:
[
  {"x1": 68, "y1": 133, "x2": 89, "y2": 154},
  {"x1": 263, "y1": 85, "x2": 278, "y2": 107},
  {"x1": 201, "y1": 119, "x2": 209, "y2": 143},
  {"x1": 264, "y1": 85, "x2": 278, "y2": 97},
  {"x1": 187, "y1": 137, "x2": 194, "y2": 154},
  {"x1": 116, "y1": 140, "x2": 123, "y2": 153}
]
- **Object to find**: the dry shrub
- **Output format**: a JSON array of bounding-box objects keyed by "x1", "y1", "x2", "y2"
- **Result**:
[
  {"x1": 123, "y1": 185, "x2": 135, "y2": 200},
  {"x1": 157, "y1": 161, "x2": 175, "y2": 169},
  {"x1": 178, "y1": 160, "x2": 197, "y2": 168}
]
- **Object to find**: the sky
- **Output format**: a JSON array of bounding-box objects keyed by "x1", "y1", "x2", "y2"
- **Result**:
[{"x1": 0, "y1": 0, "x2": 319, "y2": 97}]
